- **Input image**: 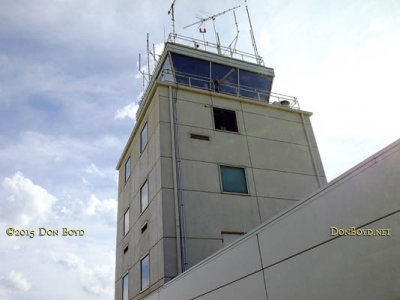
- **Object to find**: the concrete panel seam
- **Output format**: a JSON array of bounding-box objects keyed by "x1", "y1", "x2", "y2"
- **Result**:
[
  {"x1": 158, "y1": 120, "x2": 311, "y2": 148},
  {"x1": 256, "y1": 234, "x2": 269, "y2": 300}
]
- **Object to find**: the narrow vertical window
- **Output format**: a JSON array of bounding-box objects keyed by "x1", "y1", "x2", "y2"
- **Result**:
[
  {"x1": 125, "y1": 157, "x2": 130, "y2": 182},
  {"x1": 140, "y1": 180, "x2": 148, "y2": 212},
  {"x1": 220, "y1": 166, "x2": 248, "y2": 194},
  {"x1": 140, "y1": 254, "x2": 149, "y2": 290},
  {"x1": 122, "y1": 273, "x2": 128, "y2": 300},
  {"x1": 140, "y1": 122, "x2": 148, "y2": 153},
  {"x1": 123, "y1": 209, "x2": 129, "y2": 236},
  {"x1": 213, "y1": 107, "x2": 238, "y2": 132}
]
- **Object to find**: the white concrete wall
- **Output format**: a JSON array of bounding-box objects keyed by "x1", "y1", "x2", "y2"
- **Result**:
[
  {"x1": 115, "y1": 92, "x2": 167, "y2": 300},
  {"x1": 143, "y1": 139, "x2": 400, "y2": 300},
  {"x1": 157, "y1": 82, "x2": 327, "y2": 278}
]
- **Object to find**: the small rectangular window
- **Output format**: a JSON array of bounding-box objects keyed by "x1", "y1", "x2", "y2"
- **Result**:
[
  {"x1": 140, "y1": 180, "x2": 148, "y2": 212},
  {"x1": 122, "y1": 273, "x2": 128, "y2": 300},
  {"x1": 141, "y1": 222, "x2": 148, "y2": 234},
  {"x1": 123, "y1": 209, "x2": 129, "y2": 236},
  {"x1": 140, "y1": 123, "x2": 148, "y2": 153},
  {"x1": 140, "y1": 254, "x2": 149, "y2": 290},
  {"x1": 213, "y1": 107, "x2": 238, "y2": 132},
  {"x1": 123, "y1": 245, "x2": 129, "y2": 254},
  {"x1": 220, "y1": 166, "x2": 248, "y2": 194},
  {"x1": 125, "y1": 157, "x2": 130, "y2": 182},
  {"x1": 222, "y1": 232, "x2": 244, "y2": 247}
]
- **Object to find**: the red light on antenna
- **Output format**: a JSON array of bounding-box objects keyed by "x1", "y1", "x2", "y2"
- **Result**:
[{"x1": 199, "y1": 28, "x2": 206, "y2": 33}]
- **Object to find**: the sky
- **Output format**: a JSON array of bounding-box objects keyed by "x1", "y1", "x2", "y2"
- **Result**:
[{"x1": 0, "y1": 0, "x2": 399, "y2": 299}]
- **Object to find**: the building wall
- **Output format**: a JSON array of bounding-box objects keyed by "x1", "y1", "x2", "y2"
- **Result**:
[
  {"x1": 115, "y1": 91, "x2": 167, "y2": 300},
  {"x1": 143, "y1": 138, "x2": 400, "y2": 300},
  {"x1": 156, "y1": 82, "x2": 326, "y2": 278},
  {"x1": 116, "y1": 79, "x2": 327, "y2": 299}
]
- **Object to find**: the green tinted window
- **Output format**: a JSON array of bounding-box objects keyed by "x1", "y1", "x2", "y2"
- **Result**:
[{"x1": 220, "y1": 166, "x2": 248, "y2": 194}]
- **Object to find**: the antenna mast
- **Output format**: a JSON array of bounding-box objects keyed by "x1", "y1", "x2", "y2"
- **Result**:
[
  {"x1": 168, "y1": 0, "x2": 177, "y2": 42},
  {"x1": 184, "y1": 5, "x2": 240, "y2": 55},
  {"x1": 245, "y1": 0, "x2": 263, "y2": 64}
]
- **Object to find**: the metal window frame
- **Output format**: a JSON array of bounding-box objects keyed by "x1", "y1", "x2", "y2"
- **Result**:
[
  {"x1": 122, "y1": 272, "x2": 129, "y2": 300},
  {"x1": 140, "y1": 253, "x2": 150, "y2": 291},
  {"x1": 123, "y1": 208, "x2": 130, "y2": 236},
  {"x1": 218, "y1": 164, "x2": 249, "y2": 195},
  {"x1": 140, "y1": 179, "x2": 149, "y2": 213},
  {"x1": 212, "y1": 106, "x2": 239, "y2": 133},
  {"x1": 140, "y1": 122, "x2": 148, "y2": 153},
  {"x1": 124, "y1": 156, "x2": 131, "y2": 183}
]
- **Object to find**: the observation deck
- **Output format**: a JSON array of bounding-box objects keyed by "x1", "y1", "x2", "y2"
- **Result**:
[{"x1": 136, "y1": 34, "x2": 299, "y2": 119}]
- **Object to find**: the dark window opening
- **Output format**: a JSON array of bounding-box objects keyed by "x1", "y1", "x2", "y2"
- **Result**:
[
  {"x1": 141, "y1": 223, "x2": 148, "y2": 233},
  {"x1": 213, "y1": 107, "x2": 238, "y2": 132},
  {"x1": 123, "y1": 245, "x2": 128, "y2": 254}
]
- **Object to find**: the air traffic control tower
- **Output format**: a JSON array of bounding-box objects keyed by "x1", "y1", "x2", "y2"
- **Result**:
[{"x1": 115, "y1": 34, "x2": 326, "y2": 300}]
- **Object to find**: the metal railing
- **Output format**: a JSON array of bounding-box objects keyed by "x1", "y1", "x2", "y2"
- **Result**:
[
  {"x1": 158, "y1": 69, "x2": 300, "y2": 109},
  {"x1": 168, "y1": 33, "x2": 265, "y2": 66}
]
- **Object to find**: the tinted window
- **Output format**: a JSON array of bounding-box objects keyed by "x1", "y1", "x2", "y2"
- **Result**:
[
  {"x1": 171, "y1": 53, "x2": 210, "y2": 89},
  {"x1": 140, "y1": 123, "x2": 148, "y2": 153},
  {"x1": 125, "y1": 157, "x2": 130, "y2": 182},
  {"x1": 122, "y1": 274, "x2": 128, "y2": 300},
  {"x1": 140, "y1": 180, "x2": 148, "y2": 212},
  {"x1": 213, "y1": 107, "x2": 238, "y2": 132},
  {"x1": 239, "y1": 69, "x2": 272, "y2": 101},
  {"x1": 220, "y1": 166, "x2": 248, "y2": 194},
  {"x1": 141, "y1": 255, "x2": 149, "y2": 290},
  {"x1": 211, "y1": 62, "x2": 237, "y2": 95}
]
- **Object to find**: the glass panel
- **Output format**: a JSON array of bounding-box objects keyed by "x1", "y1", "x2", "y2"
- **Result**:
[
  {"x1": 239, "y1": 69, "x2": 273, "y2": 102},
  {"x1": 123, "y1": 209, "x2": 129, "y2": 235},
  {"x1": 122, "y1": 274, "x2": 128, "y2": 300},
  {"x1": 141, "y1": 255, "x2": 149, "y2": 290},
  {"x1": 213, "y1": 108, "x2": 238, "y2": 132},
  {"x1": 140, "y1": 123, "x2": 148, "y2": 153},
  {"x1": 125, "y1": 157, "x2": 130, "y2": 182},
  {"x1": 170, "y1": 53, "x2": 210, "y2": 89},
  {"x1": 211, "y1": 62, "x2": 237, "y2": 95},
  {"x1": 220, "y1": 166, "x2": 248, "y2": 194},
  {"x1": 140, "y1": 181, "x2": 148, "y2": 212}
]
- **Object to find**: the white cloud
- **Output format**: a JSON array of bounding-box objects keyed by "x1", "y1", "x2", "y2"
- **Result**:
[
  {"x1": 85, "y1": 194, "x2": 117, "y2": 226},
  {"x1": 2, "y1": 172, "x2": 57, "y2": 226},
  {"x1": 0, "y1": 270, "x2": 31, "y2": 296},
  {"x1": 114, "y1": 102, "x2": 139, "y2": 120},
  {"x1": 51, "y1": 252, "x2": 114, "y2": 297}
]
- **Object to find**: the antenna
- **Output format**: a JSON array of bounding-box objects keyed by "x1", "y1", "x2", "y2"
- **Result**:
[
  {"x1": 146, "y1": 33, "x2": 151, "y2": 82},
  {"x1": 184, "y1": 5, "x2": 240, "y2": 55},
  {"x1": 245, "y1": 0, "x2": 263, "y2": 64},
  {"x1": 138, "y1": 53, "x2": 145, "y2": 94},
  {"x1": 168, "y1": 0, "x2": 177, "y2": 41},
  {"x1": 223, "y1": 10, "x2": 240, "y2": 57}
]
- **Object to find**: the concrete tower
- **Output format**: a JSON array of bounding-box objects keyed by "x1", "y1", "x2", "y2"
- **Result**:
[{"x1": 114, "y1": 40, "x2": 326, "y2": 300}]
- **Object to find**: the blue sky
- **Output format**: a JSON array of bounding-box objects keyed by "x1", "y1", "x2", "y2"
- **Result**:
[{"x1": 0, "y1": 0, "x2": 399, "y2": 299}]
